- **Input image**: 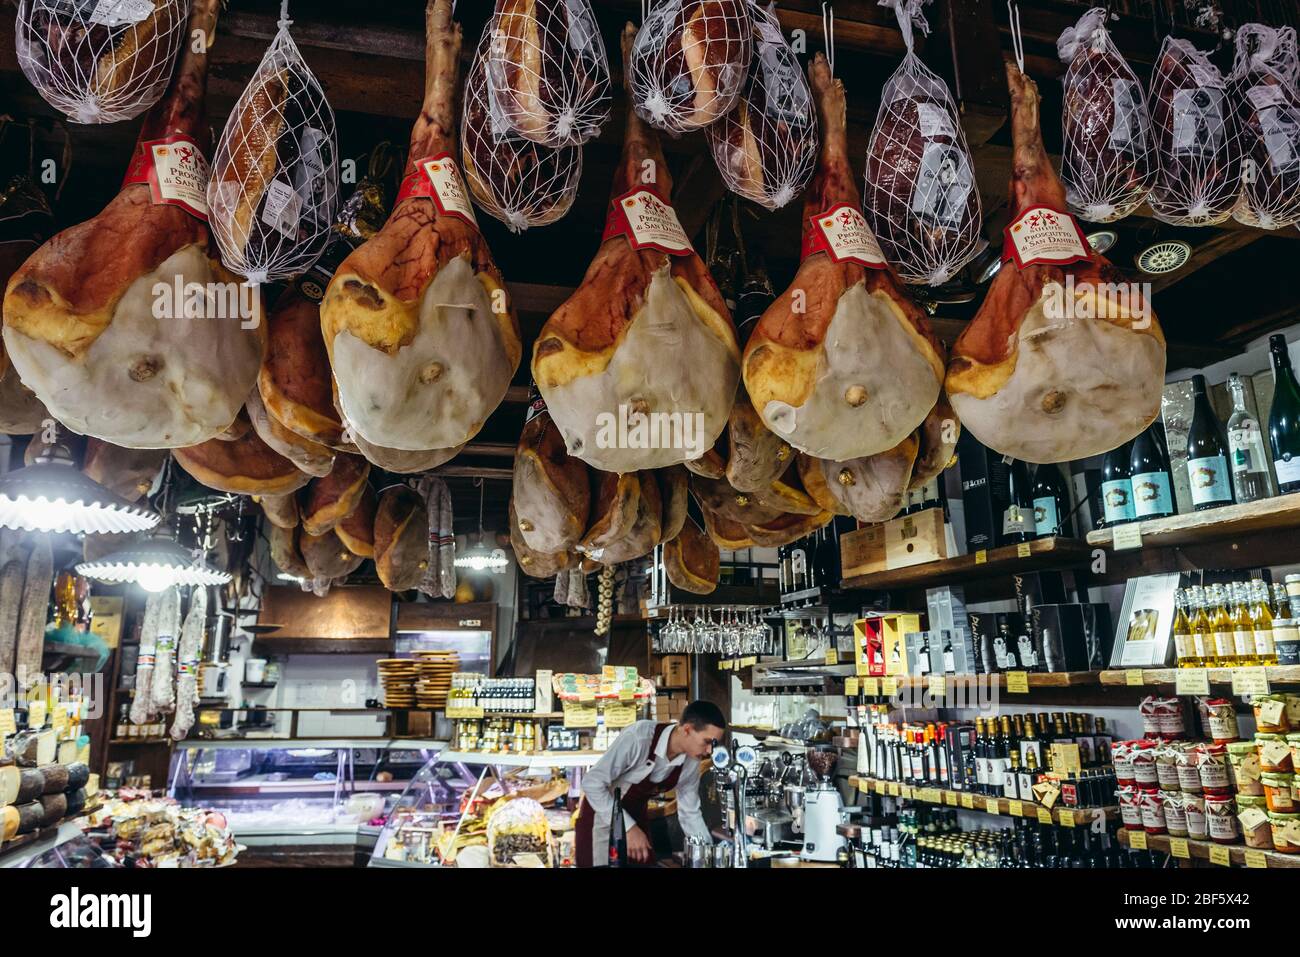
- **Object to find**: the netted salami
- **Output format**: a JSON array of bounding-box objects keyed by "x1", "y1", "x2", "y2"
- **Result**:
[
  {"x1": 463, "y1": 26, "x2": 582, "y2": 232},
  {"x1": 1057, "y1": 7, "x2": 1156, "y2": 222},
  {"x1": 863, "y1": 0, "x2": 982, "y2": 285},
  {"x1": 484, "y1": 0, "x2": 610, "y2": 147},
  {"x1": 707, "y1": 1, "x2": 815, "y2": 211},
  {"x1": 206, "y1": 3, "x2": 339, "y2": 283},
  {"x1": 1229, "y1": 24, "x2": 1300, "y2": 230},
  {"x1": 1147, "y1": 36, "x2": 1242, "y2": 226},
  {"x1": 630, "y1": 0, "x2": 752, "y2": 135},
  {"x1": 16, "y1": 0, "x2": 190, "y2": 124}
]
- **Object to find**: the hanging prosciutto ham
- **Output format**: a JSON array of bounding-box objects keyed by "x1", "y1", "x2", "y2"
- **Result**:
[{"x1": 945, "y1": 64, "x2": 1165, "y2": 464}]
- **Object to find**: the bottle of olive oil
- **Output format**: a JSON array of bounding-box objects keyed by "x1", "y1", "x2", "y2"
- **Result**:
[
  {"x1": 1251, "y1": 580, "x2": 1278, "y2": 666},
  {"x1": 1172, "y1": 589, "x2": 1196, "y2": 669},
  {"x1": 1231, "y1": 582, "x2": 1257, "y2": 667},
  {"x1": 1210, "y1": 583, "x2": 1237, "y2": 667},
  {"x1": 1188, "y1": 585, "x2": 1213, "y2": 669}
]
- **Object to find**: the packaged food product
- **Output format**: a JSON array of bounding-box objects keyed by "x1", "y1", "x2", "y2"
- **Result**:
[
  {"x1": 1204, "y1": 698, "x2": 1240, "y2": 743},
  {"x1": 1254, "y1": 694, "x2": 1291, "y2": 733},
  {"x1": 1205, "y1": 792, "x2": 1240, "y2": 844},
  {"x1": 1162, "y1": 790, "x2": 1189, "y2": 837},
  {"x1": 1275, "y1": 622, "x2": 1300, "y2": 665},
  {"x1": 1287, "y1": 695, "x2": 1300, "y2": 725},
  {"x1": 1227, "y1": 740, "x2": 1264, "y2": 796},
  {"x1": 1270, "y1": 811, "x2": 1300, "y2": 852},
  {"x1": 1155, "y1": 745, "x2": 1182, "y2": 791},
  {"x1": 1112, "y1": 740, "x2": 1136, "y2": 785},
  {"x1": 1257, "y1": 732, "x2": 1294, "y2": 773},
  {"x1": 1175, "y1": 745, "x2": 1204, "y2": 794},
  {"x1": 1139, "y1": 788, "x2": 1167, "y2": 834},
  {"x1": 1184, "y1": 793, "x2": 1208, "y2": 839},
  {"x1": 1131, "y1": 741, "x2": 1159, "y2": 788},
  {"x1": 1118, "y1": 785, "x2": 1144, "y2": 831},
  {"x1": 1262, "y1": 771, "x2": 1297, "y2": 813},
  {"x1": 1196, "y1": 742, "x2": 1232, "y2": 793},
  {"x1": 1237, "y1": 795, "x2": 1273, "y2": 849},
  {"x1": 1140, "y1": 696, "x2": 1185, "y2": 740},
  {"x1": 1289, "y1": 732, "x2": 1300, "y2": 771}
]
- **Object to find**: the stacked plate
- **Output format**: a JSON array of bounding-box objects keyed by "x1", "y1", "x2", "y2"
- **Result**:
[
  {"x1": 413, "y1": 650, "x2": 458, "y2": 710},
  {"x1": 376, "y1": 659, "x2": 419, "y2": 709}
]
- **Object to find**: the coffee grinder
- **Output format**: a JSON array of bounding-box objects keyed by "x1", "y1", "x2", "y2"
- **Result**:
[{"x1": 801, "y1": 747, "x2": 845, "y2": 862}]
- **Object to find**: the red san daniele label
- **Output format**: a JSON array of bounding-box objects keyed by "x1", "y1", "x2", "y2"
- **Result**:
[
  {"x1": 801, "y1": 203, "x2": 888, "y2": 269},
  {"x1": 121, "y1": 135, "x2": 210, "y2": 221},
  {"x1": 1001, "y1": 205, "x2": 1091, "y2": 269},
  {"x1": 601, "y1": 188, "x2": 693, "y2": 256},
  {"x1": 395, "y1": 152, "x2": 478, "y2": 228}
]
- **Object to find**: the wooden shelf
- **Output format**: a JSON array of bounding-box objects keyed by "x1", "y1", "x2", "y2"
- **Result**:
[
  {"x1": 841, "y1": 537, "x2": 1092, "y2": 592},
  {"x1": 1115, "y1": 829, "x2": 1300, "y2": 868},
  {"x1": 1087, "y1": 492, "x2": 1300, "y2": 550},
  {"x1": 849, "y1": 775, "x2": 1117, "y2": 824},
  {"x1": 1099, "y1": 666, "x2": 1300, "y2": 688},
  {"x1": 109, "y1": 738, "x2": 172, "y2": 745},
  {"x1": 893, "y1": 671, "x2": 1101, "y2": 691}
]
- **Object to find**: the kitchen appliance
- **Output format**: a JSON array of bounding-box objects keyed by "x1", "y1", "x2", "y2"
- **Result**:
[
  {"x1": 199, "y1": 662, "x2": 228, "y2": 697},
  {"x1": 710, "y1": 742, "x2": 755, "y2": 869},
  {"x1": 801, "y1": 747, "x2": 846, "y2": 862}
]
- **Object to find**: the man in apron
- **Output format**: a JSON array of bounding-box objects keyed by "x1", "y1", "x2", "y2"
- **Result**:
[{"x1": 575, "y1": 700, "x2": 725, "y2": 866}]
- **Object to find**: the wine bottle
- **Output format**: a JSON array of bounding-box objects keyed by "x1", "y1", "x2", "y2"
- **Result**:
[
  {"x1": 1099, "y1": 440, "x2": 1136, "y2": 527},
  {"x1": 1030, "y1": 463, "x2": 1073, "y2": 538},
  {"x1": 1227, "y1": 372, "x2": 1272, "y2": 504},
  {"x1": 1128, "y1": 422, "x2": 1175, "y2": 519},
  {"x1": 1186, "y1": 374, "x2": 1234, "y2": 510},
  {"x1": 1268, "y1": 334, "x2": 1300, "y2": 494},
  {"x1": 1001, "y1": 458, "x2": 1035, "y2": 545}
]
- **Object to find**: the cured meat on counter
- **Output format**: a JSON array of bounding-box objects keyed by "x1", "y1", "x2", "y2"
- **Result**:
[
  {"x1": 743, "y1": 53, "x2": 944, "y2": 463},
  {"x1": 320, "y1": 0, "x2": 522, "y2": 454},
  {"x1": 945, "y1": 64, "x2": 1165, "y2": 464},
  {"x1": 4, "y1": 0, "x2": 264, "y2": 449},
  {"x1": 532, "y1": 24, "x2": 740, "y2": 472}
]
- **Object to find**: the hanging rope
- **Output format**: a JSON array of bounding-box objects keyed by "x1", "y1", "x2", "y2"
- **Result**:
[
  {"x1": 822, "y1": 2, "x2": 836, "y2": 75},
  {"x1": 1007, "y1": 0, "x2": 1025, "y2": 74}
]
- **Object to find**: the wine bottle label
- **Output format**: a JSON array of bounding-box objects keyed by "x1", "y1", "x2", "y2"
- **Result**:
[
  {"x1": 1234, "y1": 629, "x2": 1254, "y2": 658},
  {"x1": 1174, "y1": 631, "x2": 1194, "y2": 660},
  {"x1": 1131, "y1": 471, "x2": 1173, "y2": 518},
  {"x1": 1214, "y1": 630, "x2": 1236, "y2": 658},
  {"x1": 1229, "y1": 424, "x2": 1269, "y2": 475},
  {"x1": 1274, "y1": 454, "x2": 1300, "y2": 485},
  {"x1": 397, "y1": 153, "x2": 479, "y2": 229},
  {"x1": 1101, "y1": 479, "x2": 1136, "y2": 523},
  {"x1": 1032, "y1": 496, "x2": 1059, "y2": 535},
  {"x1": 1187, "y1": 455, "x2": 1231, "y2": 505},
  {"x1": 1002, "y1": 505, "x2": 1033, "y2": 535},
  {"x1": 1255, "y1": 628, "x2": 1275, "y2": 656},
  {"x1": 1192, "y1": 634, "x2": 1209, "y2": 659}
]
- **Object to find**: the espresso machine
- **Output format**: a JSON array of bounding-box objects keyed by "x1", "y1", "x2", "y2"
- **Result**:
[
  {"x1": 710, "y1": 742, "x2": 756, "y2": 868},
  {"x1": 801, "y1": 747, "x2": 846, "y2": 862}
]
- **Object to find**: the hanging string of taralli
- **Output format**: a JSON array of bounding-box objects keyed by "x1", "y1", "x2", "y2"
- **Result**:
[
  {"x1": 462, "y1": 25, "x2": 583, "y2": 232},
  {"x1": 206, "y1": 0, "x2": 339, "y2": 284},
  {"x1": 863, "y1": 0, "x2": 983, "y2": 286},
  {"x1": 1147, "y1": 37, "x2": 1243, "y2": 227},
  {"x1": 1056, "y1": 7, "x2": 1156, "y2": 222},
  {"x1": 15, "y1": 0, "x2": 190, "y2": 124},
  {"x1": 630, "y1": 0, "x2": 753, "y2": 134},
  {"x1": 594, "y1": 564, "x2": 615, "y2": 637},
  {"x1": 1228, "y1": 24, "x2": 1300, "y2": 230},
  {"x1": 484, "y1": 0, "x2": 610, "y2": 148},
  {"x1": 707, "y1": 1, "x2": 817, "y2": 211}
]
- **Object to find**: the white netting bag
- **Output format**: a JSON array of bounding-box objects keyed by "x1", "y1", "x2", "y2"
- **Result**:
[
  {"x1": 706, "y1": 1, "x2": 815, "y2": 211},
  {"x1": 484, "y1": 0, "x2": 610, "y2": 147},
  {"x1": 15, "y1": 0, "x2": 190, "y2": 124},
  {"x1": 863, "y1": 0, "x2": 982, "y2": 285},
  {"x1": 1147, "y1": 37, "x2": 1243, "y2": 226},
  {"x1": 630, "y1": 0, "x2": 753, "y2": 135},
  {"x1": 205, "y1": 3, "x2": 339, "y2": 284},
  {"x1": 1229, "y1": 24, "x2": 1300, "y2": 230},
  {"x1": 1057, "y1": 7, "x2": 1156, "y2": 222},
  {"x1": 463, "y1": 26, "x2": 582, "y2": 232}
]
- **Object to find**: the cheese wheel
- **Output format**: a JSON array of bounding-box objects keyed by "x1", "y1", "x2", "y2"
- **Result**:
[
  {"x1": 2, "y1": 804, "x2": 18, "y2": 841},
  {"x1": 65, "y1": 763, "x2": 90, "y2": 792},
  {"x1": 0, "y1": 765, "x2": 18, "y2": 806},
  {"x1": 16, "y1": 768, "x2": 44, "y2": 805},
  {"x1": 39, "y1": 792, "x2": 67, "y2": 827},
  {"x1": 65, "y1": 788, "x2": 87, "y2": 817},
  {"x1": 15, "y1": 801, "x2": 43, "y2": 834},
  {"x1": 38, "y1": 764, "x2": 69, "y2": 795},
  {"x1": 35, "y1": 730, "x2": 57, "y2": 766}
]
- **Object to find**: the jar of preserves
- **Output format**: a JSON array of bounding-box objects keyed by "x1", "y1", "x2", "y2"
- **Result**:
[
  {"x1": 1204, "y1": 698, "x2": 1240, "y2": 743},
  {"x1": 1113, "y1": 741, "x2": 1136, "y2": 786},
  {"x1": 1257, "y1": 732, "x2": 1293, "y2": 773},
  {"x1": 1184, "y1": 793, "x2": 1208, "y2": 840},
  {"x1": 1262, "y1": 772, "x2": 1297, "y2": 813},
  {"x1": 1163, "y1": 790, "x2": 1189, "y2": 837},
  {"x1": 1155, "y1": 745, "x2": 1182, "y2": 791},
  {"x1": 1197, "y1": 743, "x2": 1232, "y2": 794},
  {"x1": 1289, "y1": 732, "x2": 1300, "y2": 772},
  {"x1": 1237, "y1": 795, "x2": 1273, "y2": 849},
  {"x1": 1131, "y1": 741, "x2": 1159, "y2": 789},
  {"x1": 1118, "y1": 785, "x2": 1144, "y2": 831},
  {"x1": 1228, "y1": 740, "x2": 1264, "y2": 796},
  {"x1": 1139, "y1": 789, "x2": 1167, "y2": 835},
  {"x1": 1205, "y1": 793, "x2": 1240, "y2": 844},
  {"x1": 1254, "y1": 694, "x2": 1291, "y2": 733},
  {"x1": 1275, "y1": 620, "x2": 1300, "y2": 665},
  {"x1": 1175, "y1": 745, "x2": 1203, "y2": 793},
  {"x1": 1270, "y1": 812, "x2": 1300, "y2": 853}
]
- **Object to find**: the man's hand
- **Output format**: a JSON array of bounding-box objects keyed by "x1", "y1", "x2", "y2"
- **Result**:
[{"x1": 626, "y1": 825, "x2": 652, "y2": 864}]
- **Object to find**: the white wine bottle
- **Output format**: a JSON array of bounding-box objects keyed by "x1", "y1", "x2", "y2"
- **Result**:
[
  {"x1": 1226, "y1": 372, "x2": 1272, "y2": 503},
  {"x1": 1186, "y1": 375, "x2": 1234, "y2": 511}
]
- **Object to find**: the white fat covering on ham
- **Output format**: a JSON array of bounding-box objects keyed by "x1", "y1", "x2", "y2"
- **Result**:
[
  {"x1": 759, "y1": 283, "x2": 939, "y2": 462},
  {"x1": 544, "y1": 265, "x2": 737, "y2": 472},
  {"x1": 331, "y1": 255, "x2": 511, "y2": 451},
  {"x1": 949, "y1": 286, "x2": 1165, "y2": 463},
  {"x1": 2, "y1": 244, "x2": 262, "y2": 448}
]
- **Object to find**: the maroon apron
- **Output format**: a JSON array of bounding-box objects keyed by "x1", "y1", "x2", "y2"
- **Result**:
[{"x1": 575, "y1": 722, "x2": 683, "y2": 867}]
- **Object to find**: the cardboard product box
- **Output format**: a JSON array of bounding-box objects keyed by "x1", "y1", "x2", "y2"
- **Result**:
[
  {"x1": 535, "y1": 669, "x2": 554, "y2": 713},
  {"x1": 1083, "y1": 602, "x2": 1114, "y2": 670},
  {"x1": 881, "y1": 613, "x2": 924, "y2": 676},
  {"x1": 854, "y1": 617, "x2": 887, "y2": 677},
  {"x1": 944, "y1": 723, "x2": 978, "y2": 792},
  {"x1": 905, "y1": 631, "x2": 933, "y2": 676},
  {"x1": 662, "y1": 656, "x2": 690, "y2": 688},
  {"x1": 1110, "y1": 573, "x2": 1181, "y2": 668},
  {"x1": 928, "y1": 631, "x2": 948, "y2": 675},
  {"x1": 840, "y1": 523, "x2": 887, "y2": 579},
  {"x1": 927, "y1": 586, "x2": 969, "y2": 634},
  {"x1": 950, "y1": 630, "x2": 979, "y2": 675},
  {"x1": 1032, "y1": 603, "x2": 1089, "y2": 672},
  {"x1": 967, "y1": 610, "x2": 1002, "y2": 674},
  {"x1": 957, "y1": 430, "x2": 1001, "y2": 553},
  {"x1": 884, "y1": 507, "x2": 949, "y2": 569}
]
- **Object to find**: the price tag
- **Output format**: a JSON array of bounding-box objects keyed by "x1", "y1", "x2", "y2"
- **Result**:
[
  {"x1": 445, "y1": 705, "x2": 484, "y2": 719},
  {"x1": 986, "y1": 798, "x2": 1001, "y2": 815},
  {"x1": 857, "y1": 778, "x2": 871, "y2": 794},
  {"x1": 1006, "y1": 671, "x2": 1030, "y2": 694},
  {"x1": 1259, "y1": 697, "x2": 1286, "y2": 727},
  {"x1": 943, "y1": 791, "x2": 958, "y2": 806},
  {"x1": 925, "y1": 789, "x2": 942, "y2": 804},
  {"x1": 1244, "y1": 850, "x2": 1268, "y2": 869},
  {"x1": 1175, "y1": 668, "x2": 1212, "y2": 696},
  {"x1": 1051, "y1": 744, "x2": 1082, "y2": 775},
  {"x1": 900, "y1": 785, "x2": 914, "y2": 800},
  {"x1": 27, "y1": 700, "x2": 47, "y2": 729},
  {"x1": 1231, "y1": 667, "x2": 1270, "y2": 697},
  {"x1": 825, "y1": 648, "x2": 839, "y2": 665},
  {"x1": 861, "y1": 678, "x2": 880, "y2": 697},
  {"x1": 1058, "y1": 809, "x2": 1076, "y2": 828},
  {"x1": 0, "y1": 709, "x2": 15, "y2": 735},
  {"x1": 77, "y1": 741, "x2": 91, "y2": 765},
  {"x1": 974, "y1": 550, "x2": 988, "y2": 565},
  {"x1": 928, "y1": 675, "x2": 946, "y2": 698},
  {"x1": 1008, "y1": 800, "x2": 1023, "y2": 817},
  {"x1": 51, "y1": 709, "x2": 69, "y2": 734},
  {"x1": 961, "y1": 793, "x2": 975, "y2": 809},
  {"x1": 562, "y1": 701, "x2": 599, "y2": 728},
  {"x1": 603, "y1": 703, "x2": 637, "y2": 728},
  {"x1": 1169, "y1": 837, "x2": 1191, "y2": 860},
  {"x1": 845, "y1": 678, "x2": 859, "y2": 696},
  {"x1": 1037, "y1": 806, "x2": 1053, "y2": 825},
  {"x1": 881, "y1": 677, "x2": 899, "y2": 697},
  {"x1": 1016, "y1": 542, "x2": 1032, "y2": 558},
  {"x1": 1125, "y1": 669, "x2": 1146, "y2": 686},
  {"x1": 1209, "y1": 845, "x2": 1231, "y2": 867},
  {"x1": 888, "y1": 782, "x2": 901, "y2": 796},
  {"x1": 1128, "y1": 830, "x2": 1148, "y2": 850},
  {"x1": 1112, "y1": 523, "x2": 1143, "y2": 550}
]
